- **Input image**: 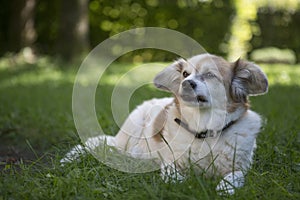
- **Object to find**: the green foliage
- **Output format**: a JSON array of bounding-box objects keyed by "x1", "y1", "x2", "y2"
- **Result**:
[
  {"x1": 1, "y1": 0, "x2": 300, "y2": 62},
  {"x1": 251, "y1": 9, "x2": 300, "y2": 62},
  {"x1": 227, "y1": 0, "x2": 300, "y2": 62},
  {"x1": 88, "y1": 0, "x2": 233, "y2": 61},
  {"x1": 0, "y1": 58, "x2": 300, "y2": 199},
  {"x1": 0, "y1": 0, "x2": 234, "y2": 60}
]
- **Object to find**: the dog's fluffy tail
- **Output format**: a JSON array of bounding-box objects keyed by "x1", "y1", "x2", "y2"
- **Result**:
[{"x1": 60, "y1": 135, "x2": 115, "y2": 165}]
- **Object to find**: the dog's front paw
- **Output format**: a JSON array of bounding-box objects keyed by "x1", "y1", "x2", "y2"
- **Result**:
[
  {"x1": 160, "y1": 163, "x2": 185, "y2": 183},
  {"x1": 60, "y1": 144, "x2": 86, "y2": 166},
  {"x1": 216, "y1": 171, "x2": 245, "y2": 196}
]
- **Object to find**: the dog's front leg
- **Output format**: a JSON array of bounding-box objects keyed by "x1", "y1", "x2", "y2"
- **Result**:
[
  {"x1": 216, "y1": 171, "x2": 245, "y2": 195},
  {"x1": 60, "y1": 135, "x2": 115, "y2": 165},
  {"x1": 160, "y1": 163, "x2": 185, "y2": 183}
]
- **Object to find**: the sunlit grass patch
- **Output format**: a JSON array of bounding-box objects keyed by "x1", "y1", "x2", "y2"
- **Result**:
[
  {"x1": 0, "y1": 57, "x2": 75, "y2": 88},
  {"x1": 261, "y1": 63, "x2": 300, "y2": 86}
]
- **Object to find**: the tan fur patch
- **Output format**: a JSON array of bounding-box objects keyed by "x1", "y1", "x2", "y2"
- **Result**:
[
  {"x1": 189, "y1": 55, "x2": 251, "y2": 113},
  {"x1": 231, "y1": 59, "x2": 268, "y2": 102},
  {"x1": 227, "y1": 102, "x2": 249, "y2": 113},
  {"x1": 152, "y1": 101, "x2": 173, "y2": 142}
]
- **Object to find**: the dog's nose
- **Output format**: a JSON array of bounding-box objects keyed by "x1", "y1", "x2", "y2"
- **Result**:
[{"x1": 182, "y1": 80, "x2": 197, "y2": 89}]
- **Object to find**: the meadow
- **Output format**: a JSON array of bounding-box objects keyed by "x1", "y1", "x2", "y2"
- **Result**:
[{"x1": 0, "y1": 56, "x2": 299, "y2": 199}]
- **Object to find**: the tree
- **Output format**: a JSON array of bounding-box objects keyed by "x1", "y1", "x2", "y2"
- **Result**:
[
  {"x1": 57, "y1": 0, "x2": 89, "y2": 62},
  {"x1": 8, "y1": 0, "x2": 37, "y2": 52}
]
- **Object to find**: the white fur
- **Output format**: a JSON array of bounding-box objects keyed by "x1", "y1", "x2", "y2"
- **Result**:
[
  {"x1": 61, "y1": 54, "x2": 268, "y2": 195},
  {"x1": 216, "y1": 171, "x2": 245, "y2": 195}
]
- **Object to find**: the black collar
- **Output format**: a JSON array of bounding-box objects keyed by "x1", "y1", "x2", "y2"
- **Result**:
[{"x1": 174, "y1": 118, "x2": 236, "y2": 139}]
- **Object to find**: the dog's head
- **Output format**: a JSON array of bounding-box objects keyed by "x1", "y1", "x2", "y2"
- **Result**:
[{"x1": 154, "y1": 54, "x2": 268, "y2": 111}]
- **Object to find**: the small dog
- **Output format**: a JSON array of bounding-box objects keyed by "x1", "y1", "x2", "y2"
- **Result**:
[{"x1": 61, "y1": 54, "x2": 268, "y2": 195}]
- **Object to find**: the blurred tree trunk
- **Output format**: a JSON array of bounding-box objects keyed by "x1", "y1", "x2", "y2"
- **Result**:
[
  {"x1": 8, "y1": 0, "x2": 37, "y2": 52},
  {"x1": 57, "y1": 0, "x2": 89, "y2": 62}
]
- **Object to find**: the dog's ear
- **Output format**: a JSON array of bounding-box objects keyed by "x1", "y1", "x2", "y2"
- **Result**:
[
  {"x1": 153, "y1": 59, "x2": 185, "y2": 93},
  {"x1": 231, "y1": 59, "x2": 268, "y2": 102}
]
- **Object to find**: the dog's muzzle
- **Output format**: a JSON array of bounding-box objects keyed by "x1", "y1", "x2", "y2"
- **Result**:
[
  {"x1": 181, "y1": 80, "x2": 208, "y2": 103},
  {"x1": 182, "y1": 80, "x2": 197, "y2": 90}
]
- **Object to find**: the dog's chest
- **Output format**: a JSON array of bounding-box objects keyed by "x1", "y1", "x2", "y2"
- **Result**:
[{"x1": 161, "y1": 119, "x2": 216, "y2": 164}]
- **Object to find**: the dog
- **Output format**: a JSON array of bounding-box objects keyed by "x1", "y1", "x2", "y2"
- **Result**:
[{"x1": 61, "y1": 54, "x2": 268, "y2": 195}]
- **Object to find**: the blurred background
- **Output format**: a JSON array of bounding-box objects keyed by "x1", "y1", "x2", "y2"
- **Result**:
[
  {"x1": 0, "y1": 0, "x2": 299, "y2": 64},
  {"x1": 1, "y1": 0, "x2": 300, "y2": 168}
]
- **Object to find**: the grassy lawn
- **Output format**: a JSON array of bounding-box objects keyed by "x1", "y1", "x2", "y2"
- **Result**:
[{"x1": 0, "y1": 56, "x2": 299, "y2": 199}]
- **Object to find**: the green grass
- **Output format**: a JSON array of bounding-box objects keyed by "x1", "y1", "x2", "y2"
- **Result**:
[{"x1": 0, "y1": 57, "x2": 300, "y2": 199}]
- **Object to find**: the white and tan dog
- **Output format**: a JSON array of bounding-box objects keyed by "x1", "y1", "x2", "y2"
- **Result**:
[{"x1": 61, "y1": 54, "x2": 268, "y2": 195}]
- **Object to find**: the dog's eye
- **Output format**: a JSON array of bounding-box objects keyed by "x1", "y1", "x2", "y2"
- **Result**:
[
  {"x1": 203, "y1": 72, "x2": 216, "y2": 79},
  {"x1": 182, "y1": 71, "x2": 190, "y2": 78}
]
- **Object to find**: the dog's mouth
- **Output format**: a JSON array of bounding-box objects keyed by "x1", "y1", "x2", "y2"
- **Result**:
[
  {"x1": 196, "y1": 95, "x2": 208, "y2": 103},
  {"x1": 180, "y1": 94, "x2": 208, "y2": 103}
]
